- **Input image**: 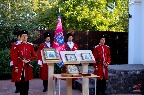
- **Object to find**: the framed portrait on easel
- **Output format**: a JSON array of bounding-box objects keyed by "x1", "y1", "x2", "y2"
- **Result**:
[
  {"x1": 41, "y1": 48, "x2": 60, "y2": 63},
  {"x1": 65, "y1": 54, "x2": 77, "y2": 61},
  {"x1": 81, "y1": 53, "x2": 92, "y2": 60}
]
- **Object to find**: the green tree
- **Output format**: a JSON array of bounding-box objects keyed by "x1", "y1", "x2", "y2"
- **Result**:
[
  {"x1": 0, "y1": 0, "x2": 128, "y2": 50},
  {"x1": 0, "y1": 0, "x2": 39, "y2": 49},
  {"x1": 31, "y1": 0, "x2": 128, "y2": 32},
  {"x1": 58, "y1": 0, "x2": 128, "y2": 31}
]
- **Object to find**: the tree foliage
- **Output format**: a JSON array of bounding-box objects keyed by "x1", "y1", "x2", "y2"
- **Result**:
[
  {"x1": 0, "y1": 0, "x2": 128, "y2": 49},
  {"x1": 59, "y1": 0, "x2": 128, "y2": 31},
  {"x1": 29, "y1": 0, "x2": 129, "y2": 31}
]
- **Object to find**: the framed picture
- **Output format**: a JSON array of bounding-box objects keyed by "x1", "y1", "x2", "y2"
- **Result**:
[
  {"x1": 42, "y1": 48, "x2": 59, "y2": 60},
  {"x1": 65, "y1": 54, "x2": 77, "y2": 61},
  {"x1": 81, "y1": 53, "x2": 92, "y2": 60},
  {"x1": 66, "y1": 65, "x2": 79, "y2": 74}
]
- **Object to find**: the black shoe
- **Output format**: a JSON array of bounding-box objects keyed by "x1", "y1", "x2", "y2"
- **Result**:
[
  {"x1": 15, "y1": 90, "x2": 20, "y2": 93},
  {"x1": 43, "y1": 89, "x2": 47, "y2": 92}
]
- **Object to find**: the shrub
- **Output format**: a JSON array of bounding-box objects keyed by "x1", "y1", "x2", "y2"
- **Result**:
[
  {"x1": 0, "y1": 49, "x2": 11, "y2": 73},
  {"x1": 31, "y1": 59, "x2": 39, "y2": 78},
  {"x1": 0, "y1": 49, "x2": 11, "y2": 79}
]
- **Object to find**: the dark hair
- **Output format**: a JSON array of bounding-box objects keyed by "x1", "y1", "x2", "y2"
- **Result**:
[
  {"x1": 66, "y1": 33, "x2": 73, "y2": 39},
  {"x1": 99, "y1": 34, "x2": 106, "y2": 40},
  {"x1": 44, "y1": 32, "x2": 51, "y2": 39},
  {"x1": 20, "y1": 30, "x2": 28, "y2": 36}
]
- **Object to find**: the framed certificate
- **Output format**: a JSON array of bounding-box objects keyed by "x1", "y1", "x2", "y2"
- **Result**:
[
  {"x1": 66, "y1": 65, "x2": 79, "y2": 74},
  {"x1": 65, "y1": 54, "x2": 77, "y2": 61},
  {"x1": 81, "y1": 53, "x2": 92, "y2": 60},
  {"x1": 42, "y1": 48, "x2": 59, "y2": 60}
]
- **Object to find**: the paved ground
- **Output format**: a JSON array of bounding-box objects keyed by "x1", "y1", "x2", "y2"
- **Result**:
[
  {"x1": 0, "y1": 79, "x2": 142, "y2": 95},
  {"x1": 0, "y1": 79, "x2": 81, "y2": 95}
]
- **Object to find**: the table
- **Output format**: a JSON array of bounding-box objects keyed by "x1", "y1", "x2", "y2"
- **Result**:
[{"x1": 53, "y1": 74, "x2": 99, "y2": 95}]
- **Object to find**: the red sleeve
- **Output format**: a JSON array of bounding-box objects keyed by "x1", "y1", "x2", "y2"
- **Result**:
[
  {"x1": 37, "y1": 44, "x2": 43, "y2": 60},
  {"x1": 10, "y1": 43, "x2": 15, "y2": 61},
  {"x1": 72, "y1": 43, "x2": 78, "y2": 51},
  {"x1": 64, "y1": 43, "x2": 68, "y2": 50},
  {"x1": 50, "y1": 42, "x2": 53, "y2": 48},
  {"x1": 13, "y1": 45, "x2": 19, "y2": 67},
  {"x1": 93, "y1": 47, "x2": 98, "y2": 68},
  {"x1": 106, "y1": 47, "x2": 111, "y2": 65},
  {"x1": 75, "y1": 43, "x2": 79, "y2": 50}
]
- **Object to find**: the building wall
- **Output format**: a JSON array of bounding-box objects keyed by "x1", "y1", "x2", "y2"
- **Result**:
[{"x1": 129, "y1": 0, "x2": 144, "y2": 64}]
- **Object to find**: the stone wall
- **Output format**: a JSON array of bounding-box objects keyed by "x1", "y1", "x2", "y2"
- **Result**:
[
  {"x1": 107, "y1": 64, "x2": 144, "y2": 94},
  {"x1": 76, "y1": 64, "x2": 144, "y2": 95}
]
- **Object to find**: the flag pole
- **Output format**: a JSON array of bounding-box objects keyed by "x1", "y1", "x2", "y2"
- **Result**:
[
  {"x1": 58, "y1": 7, "x2": 60, "y2": 18},
  {"x1": 58, "y1": 7, "x2": 60, "y2": 13}
]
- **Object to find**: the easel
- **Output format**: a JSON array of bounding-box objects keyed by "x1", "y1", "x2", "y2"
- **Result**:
[
  {"x1": 76, "y1": 50, "x2": 95, "y2": 95},
  {"x1": 60, "y1": 51, "x2": 80, "y2": 95},
  {"x1": 41, "y1": 48, "x2": 61, "y2": 95}
]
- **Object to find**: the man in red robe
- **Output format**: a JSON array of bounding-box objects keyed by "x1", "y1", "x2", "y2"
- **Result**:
[
  {"x1": 93, "y1": 35, "x2": 111, "y2": 95},
  {"x1": 14, "y1": 30, "x2": 36, "y2": 95},
  {"x1": 65, "y1": 33, "x2": 78, "y2": 51},
  {"x1": 62, "y1": 33, "x2": 79, "y2": 89},
  {"x1": 37, "y1": 32, "x2": 53, "y2": 92},
  {"x1": 10, "y1": 31, "x2": 21, "y2": 93}
]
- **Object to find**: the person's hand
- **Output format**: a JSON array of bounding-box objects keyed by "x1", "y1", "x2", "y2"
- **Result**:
[
  {"x1": 15, "y1": 68, "x2": 18, "y2": 73},
  {"x1": 25, "y1": 60, "x2": 30, "y2": 63},
  {"x1": 93, "y1": 65, "x2": 98, "y2": 70},
  {"x1": 103, "y1": 63, "x2": 108, "y2": 67},
  {"x1": 95, "y1": 67, "x2": 98, "y2": 70},
  {"x1": 23, "y1": 59, "x2": 30, "y2": 63}
]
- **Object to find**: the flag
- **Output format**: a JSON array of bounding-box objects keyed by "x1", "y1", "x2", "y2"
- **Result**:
[{"x1": 53, "y1": 11, "x2": 65, "y2": 67}]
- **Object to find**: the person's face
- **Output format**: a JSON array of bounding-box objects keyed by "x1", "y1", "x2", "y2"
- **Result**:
[
  {"x1": 45, "y1": 37, "x2": 50, "y2": 42},
  {"x1": 68, "y1": 36, "x2": 73, "y2": 42},
  {"x1": 21, "y1": 34, "x2": 28, "y2": 41},
  {"x1": 100, "y1": 38, "x2": 105, "y2": 45}
]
